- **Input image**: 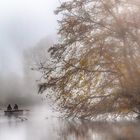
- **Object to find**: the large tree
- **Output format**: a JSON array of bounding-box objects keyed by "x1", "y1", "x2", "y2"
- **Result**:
[{"x1": 38, "y1": 0, "x2": 140, "y2": 119}]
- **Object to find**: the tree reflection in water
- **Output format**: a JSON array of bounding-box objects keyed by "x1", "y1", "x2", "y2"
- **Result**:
[
  {"x1": 1, "y1": 113, "x2": 140, "y2": 140},
  {"x1": 56, "y1": 120, "x2": 140, "y2": 140}
]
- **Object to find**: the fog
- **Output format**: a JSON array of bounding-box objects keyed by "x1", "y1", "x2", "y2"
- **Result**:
[{"x1": 0, "y1": 0, "x2": 60, "y2": 107}]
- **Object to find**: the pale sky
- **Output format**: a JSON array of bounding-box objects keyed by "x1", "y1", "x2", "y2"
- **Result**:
[
  {"x1": 0, "y1": 0, "x2": 60, "y2": 76},
  {"x1": 0, "y1": 0, "x2": 63, "y2": 106}
]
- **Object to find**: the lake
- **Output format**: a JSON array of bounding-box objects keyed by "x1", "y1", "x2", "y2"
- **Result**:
[{"x1": 0, "y1": 106, "x2": 140, "y2": 140}]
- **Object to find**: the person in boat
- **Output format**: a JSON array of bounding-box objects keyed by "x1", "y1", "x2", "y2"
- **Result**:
[
  {"x1": 14, "y1": 104, "x2": 18, "y2": 110},
  {"x1": 7, "y1": 104, "x2": 12, "y2": 111}
]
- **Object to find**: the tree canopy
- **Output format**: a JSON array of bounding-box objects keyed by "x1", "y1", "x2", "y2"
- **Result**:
[{"x1": 38, "y1": 0, "x2": 140, "y2": 119}]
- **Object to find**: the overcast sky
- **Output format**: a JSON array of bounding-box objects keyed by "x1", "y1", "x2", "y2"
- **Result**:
[
  {"x1": 0, "y1": 0, "x2": 62, "y2": 106},
  {"x1": 0, "y1": 0, "x2": 60, "y2": 77}
]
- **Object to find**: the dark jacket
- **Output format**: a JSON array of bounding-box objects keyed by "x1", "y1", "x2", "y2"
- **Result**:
[
  {"x1": 14, "y1": 104, "x2": 18, "y2": 110},
  {"x1": 7, "y1": 104, "x2": 12, "y2": 111}
]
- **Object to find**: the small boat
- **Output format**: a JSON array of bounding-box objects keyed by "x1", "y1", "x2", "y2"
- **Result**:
[{"x1": 4, "y1": 110, "x2": 24, "y2": 116}]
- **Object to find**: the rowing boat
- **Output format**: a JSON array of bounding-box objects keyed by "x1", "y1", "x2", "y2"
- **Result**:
[{"x1": 4, "y1": 110, "x2": 23, "y2": 116}]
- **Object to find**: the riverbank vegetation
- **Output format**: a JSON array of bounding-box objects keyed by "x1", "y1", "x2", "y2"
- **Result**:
[{"x1": 38, "y1": 0, "x2": 140, "y2": 119}]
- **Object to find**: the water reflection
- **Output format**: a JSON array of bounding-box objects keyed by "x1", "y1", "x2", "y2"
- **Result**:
[
  {"x1": 57, "y1": 120, "x2": 140, "y2": 140},
  {"x1": 0, "y1": 111, "x2": 140, "y2": 140}
]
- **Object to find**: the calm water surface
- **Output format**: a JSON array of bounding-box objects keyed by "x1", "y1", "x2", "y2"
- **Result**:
[{"x1": 0, "y1": 108, "x2": 140, "y2": 140}]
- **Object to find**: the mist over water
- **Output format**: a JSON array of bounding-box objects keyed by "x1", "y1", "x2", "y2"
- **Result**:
[
  {"x1": 1, "y1": 1, "x2": 140, "y2": 140},
  {"x1": 0, "y1": 107, "x2": 140, "y2": 140},
  {"x1": 0, "y1": 0, "x2": 59, "y2": 107}
]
